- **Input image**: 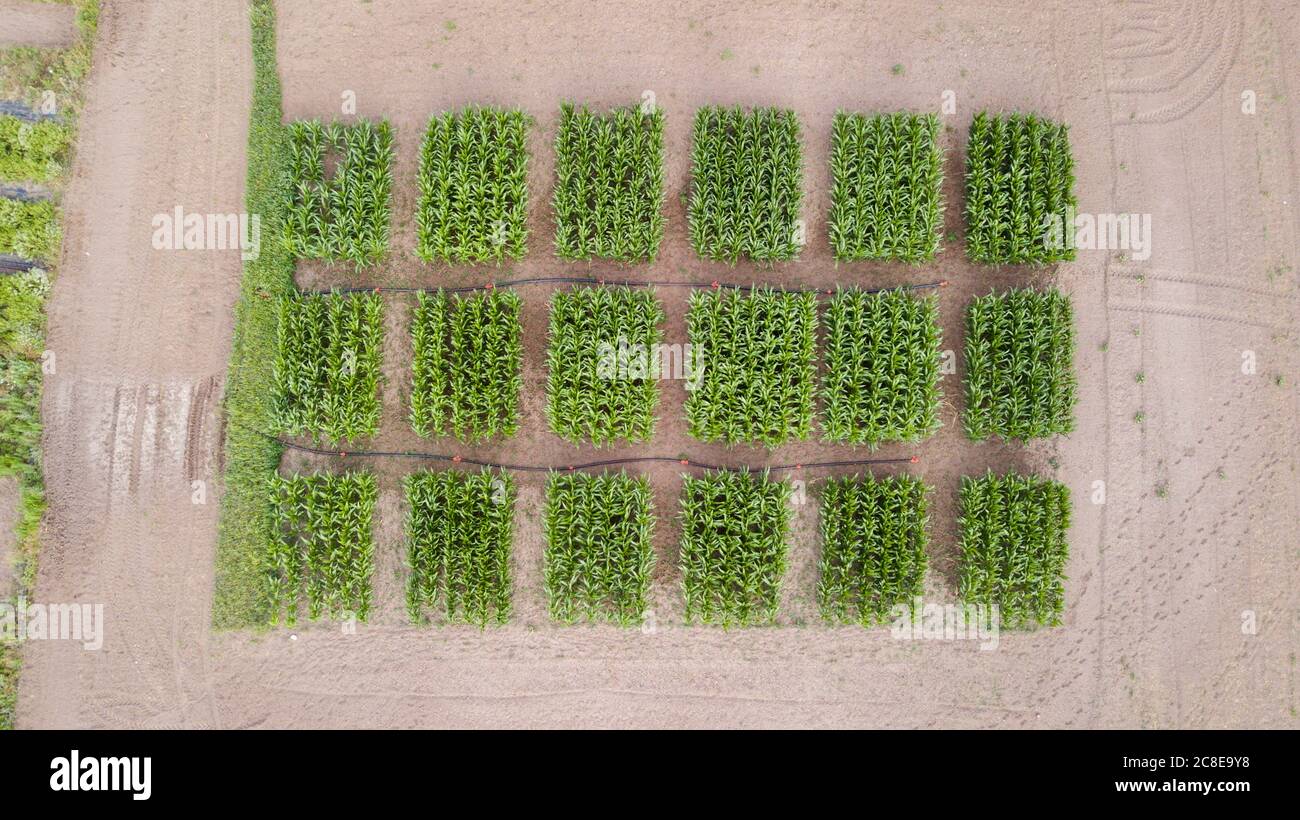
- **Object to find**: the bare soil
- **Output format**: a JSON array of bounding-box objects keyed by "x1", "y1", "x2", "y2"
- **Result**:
[
  {"x1": 0, "y1": 476, "x2": 18, "y2": 599},
  {"x1": 0, "y1": 0, "x2": 76, "y2": 49},
  {"x1": 18, "y1": 0, "x2": 1300, "y2": 728}
]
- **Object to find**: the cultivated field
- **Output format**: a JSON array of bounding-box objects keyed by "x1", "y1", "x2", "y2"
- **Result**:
[{"x1": 12, "y1": 0, "x2": 1300, "y2": 729}]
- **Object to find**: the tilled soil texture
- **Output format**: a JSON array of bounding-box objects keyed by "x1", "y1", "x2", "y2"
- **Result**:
[
  {"x1": 20, "y1": 0, "x2": 1300, "y2": 729},
  {"x1": 0, "y1": 0, "x2": 77, "y2": 49}
]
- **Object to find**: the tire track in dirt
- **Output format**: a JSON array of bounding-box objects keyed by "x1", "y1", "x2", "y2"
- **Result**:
[{"x1": 17, "y1": 1, "x2": 250, "y2": 729}]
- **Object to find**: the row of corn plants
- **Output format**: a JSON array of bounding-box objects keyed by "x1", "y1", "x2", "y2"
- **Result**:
[
  {"x1": 410, "y1": 289, "x2": 523, "y2": 442},
  {"x1": 260, "y1": 468, "x2": 1068, "y2": 630},
  {"x1": 271, "y1": 291, "x2": 384, "y2": 444},
  {"x1": 269, "y1": 286, "x2": 1073, "y2": 447},
  {"x1": 416, "y1": 107, "x2": 530, "y2": 263},
  {"x1": 553, "y1": 102, "x2": 666, "y2": 262},
  {"x1": 544, "y1": 471, "x2": 655, "y2": 625},
  {"x1": 685, "y1": 288, "x2": 819, "y2": 446},
  {"x1": 818, "y1": 475, "x2": 930, "y2": 626},
  {"x1": 546, "y1": 286, "x2": 665, "y2": 445},
  {"x1": 965, "y1": 111, "x2": 1076, "y2": 264},
  {"x1": 964, "y1": 287, "x2": 1077, "y2": 441},
  {"x1": 267, "y1": 471, "x2": 378, "y2": 625},
  {"x1": 688, "y1": 106, "x2": 804, "y2": 262},
  {"x1": 830, "y1": 111, "x2": 944, "y2": 262},
  {"x1": 0, "y1": 197, "x2": 60, "y2": 262},
  {"x1": 283, "y1": 119, "x2": 394, "y2": 266},
  {"x1": 278, "y1": 109, "x2": 1072, "y2": 266},
  {"x1": 405, "y1": 469, "x2": 515, "y2": 625},
  {"x1": 958, "y1": 472, "x2": 1070, "y2": 627}
]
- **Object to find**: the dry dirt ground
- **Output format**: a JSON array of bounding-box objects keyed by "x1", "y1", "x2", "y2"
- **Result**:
[
  {"x1": 0, "y1": 0, "x2": 76, "y2": 49},
  {"x1": 17, "y1": 0, "x2": 1300, "y2": 728}
]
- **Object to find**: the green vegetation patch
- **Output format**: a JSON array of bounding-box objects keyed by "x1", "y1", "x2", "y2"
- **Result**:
[
  {"x1": 958, "y1": 472, "x2": 1070, "y2": 628},
  {"x1": 546, "y1": 286, "x2": 664, "y2": 445},
  {"x1": 680, "y1": 470, "x2": 791, "y2": 626},
  {"x1": 272, "y1": 291, "x2": 383, "y2": 444},
  {"x1": 817, "y1": 475, "x2": 930, "y2": 626},
  {"x1": 688, "y1": 106, "x2": 803, "y2": 262},
  {"x1": 0, "y1": 198, "x2": 60, "y2": 261},
  {"x1": 267, "y1": 471, "x2": 378, "y2": 625},
  {"x1": 214, "y1": 0, "x2": 296, "y2": 629},
  {"x1": 553, "y1": 102, "x2": 665, "y2": 262},
  {"x1": 965, "y1": 288, "x2": 1077, "y2": 441},
  {"x1": 544, "y1": 472, "x2": 655, "y2": 625},
  {"x1": 284, "y1": 119, "x2": 393, "y2": 266},
  {"x1": 686, "y1": 288, "x2": 817, "y2": 446},
  {"x1": 416, "y1": 107, "x2": 529, "y2": 263},
  {"x1": 964, "y1": 112, "x2": 1076, "y2": 264},
  {"x1": 829, "y1": 112, "x2": 943, "y2": 261},
  {"x1": 405, "y1": 469, "x2": 514, "y2": 626},
  {"x1": 410, "y1": 289, "x2": 522, "y2": 442},
  {"x1": 0, "y1": 117, "x2": 71, "y2": 182},
  {"x1": 821, "y1": 288, "x2": 941, "y2": 445}
]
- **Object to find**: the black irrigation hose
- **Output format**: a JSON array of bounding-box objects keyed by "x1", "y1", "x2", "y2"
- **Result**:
[
  {"x1": 1, "y1": 185, "x2": 49, "y2": 203},
  {"x1": 308, "y1": 277, "x2": 948, "y2": 297},
  {"x1": 0, "y1": 255, "x2": 40, "y2": 274},
  {"x1": 0, "y1": 100, "x2": 59, "y2": 123},
  {"x1": 235, "y1": 421, "x2": 918, "y2": 474}
]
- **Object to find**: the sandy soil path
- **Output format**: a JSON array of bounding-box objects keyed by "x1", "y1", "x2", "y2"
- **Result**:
[
  {"x1": 17, "y1": 0, "x2": 249, "y2": 728},
  {"x1": 18, "y1": 0, "x2": 1300, "y2": 729},
  {"x1": 0, "y1": 0, "x2": 77, "y2": 49}
]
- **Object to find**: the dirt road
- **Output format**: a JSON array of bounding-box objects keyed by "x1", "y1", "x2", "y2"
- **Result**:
[{"x1": 18, "y1": 0, "x2": 1299, "y2": 729}]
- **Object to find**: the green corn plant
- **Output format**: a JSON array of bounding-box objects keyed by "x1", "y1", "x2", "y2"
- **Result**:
[
  {"x1": 267, "y1": 471, "x2": 378, "y2": 626},
  {"x1": 543, "y1": 471, "x2": 655, "y2": 625},
  {"x1": 821, "y1": 288, "x2": 941, "y2": 445},
  {"x1": 829, "y1": 111, "x2": 944, "y2": 262},
  {"x1": 688, "y1": 106, "x2": 803, "y2": 263},
  {"x1": 964, "y1": 287, "x2": 1077, "y2": 441},
  {"x1": 957, "y1": 472, "x2": 1070, "y2": 628},
  {"x1": 0, "y1": 116, "x2": 71, "y2": 182},
  {"x1": 271, "y1": 290, "x2": 384, "y2": 444},
  {"x1": 546, "y1": 286, "x2": 665, "y2": 445},
  {"x1": 680, "y1": 470, "x2": 792, "y2": 626},
  {"x1": 416, "y1": 107, "x2": 529, "y2": 263},
  {"x1": 405, "y1": 469, "x2": 515, "y2": 626},
  {"x1": 0, "y1": 269, "x2": 48, "y2": 495},
  {"x1": 410, "y1": 289, "x2": 523, "y2": 442},
  {"x1": 817, "y1": 474, "x2": 930, "y2": 626},
  {"x1": 964, "y1": 111, "x2": 1076, "y2": 264},
  {"x1": 282, "y1": 118, "x2": 394, "y2": 266},
  {"x1": 0, "y1": 198, "x2": 60, "y2": 262},
  {"x1": 553, "y1": 102, "x2": 665, "y2": 262},
  {"x1": 685, "y1": 288, "x2": 817, "y2": 446}
]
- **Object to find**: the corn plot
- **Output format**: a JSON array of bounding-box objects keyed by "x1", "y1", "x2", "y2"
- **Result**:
[
  {"x1": 965, "y1": 112, "x2": 1076, "y2": 264},
  {"x1": 958, "y1": 472, "x2": 1070, "y2": 627},
  {"x1": 272, "y1": 292, "x2": 384, "y2": 444},
  {"x1": 681, "y1": 470, "x2": 791, "y2": 626},
  {"x1": 283, "y1": 119, "x2": 394, "y2": 266},
  {"x1": 416, "y1": 107, "x2": 529, "y2": 263},
  {"x1": 546, "y1": 286, "x2": 665, "y2": 445},
  {"x1": 410, "y1": 289, "x2": 523, "y2": 442},
  {"x1": 267, "y1": 471, "x2": 377, "y2": 625},
  {"x1": 965, "y1": 288, "x2": 1077, "y2": 441},
  {"x1": 0, "y1": 198, "x2": 60, "y2": 262},
  {"x1": 686, "y1": 288, "x2": 817, "y2": 446},
  {"x1": 688, "y1": 106, "x2": 803, "y2": 262},
  {"x1": 553, "y1": 103, "x2": 665, "y2": 262},
  {"x1": 818, "y1": 475, "x2": 930, "y2": 626},
  {"x1": 0, "y1": 116, "x2": 70, "y2": 182},
  {"x1": 829, "y1": 112, "x2": 944, "y2": 261},
  {"x1": 821, "y1": 289, "x2": 941, "y2": 445},
  {"x1": 544, "y1": 472, "x2": 655, "y2": 625},
  {"x1": 405, "y1": 469, "x2": 514, "y2": 626}
]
